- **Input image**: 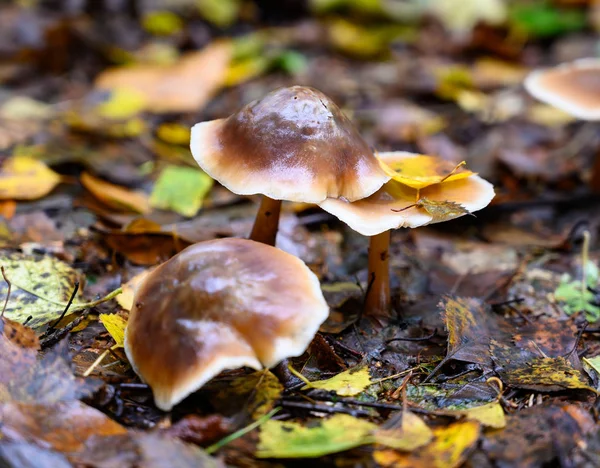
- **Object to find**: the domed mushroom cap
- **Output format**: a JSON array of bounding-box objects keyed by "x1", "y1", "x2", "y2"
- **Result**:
[
  {"x1": 124, "y1": 238, "x2": 329, "y2": 411},
  {"x1": 190, "y1": 86, "x2": 390, "y2": 203},
  {"x1": 319, "y1": 151, "x2": 495, "y2": 236},
  {"x1": 524, "y1": 58, "x2": 600, "y2": 120}
]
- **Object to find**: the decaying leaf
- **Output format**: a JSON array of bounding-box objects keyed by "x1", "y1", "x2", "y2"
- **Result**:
[
  {"x1": 257, "y1": 414, "x2": 377, "y2": 458},
  {"x1": 117, "y1": 269, "x2": 152, "y2": 311},
  {"x1": 481, "y1": 404, "x2": 595, "y2": 467},
  {"x1": 0, "y1": 156, "x2": 61, "y2": 201},
  {"x1": 397, "y1": 198, "x2": 472, "y2": 222},
  {"x1": 490, "y1": 340, "x2": 594, "y2": 392},
  {"x1": 95, "y1": 41, "x2": 231, "y2": 114},
  {"x1": 150, "y1": 165, "x2": 214, "y2": 217},
  {"x1": 229, "y1": 370, "x2": 283, "y2": 419},
  {"x1": 441, "y1": 296, "x2": 494, "y2": 368},
  {"x1": 374, "y1": 421, "x2": 480, "y2": 468},
  {"x1": 450, "y1": 401, "x2": 506, "y2": 429},
  {"x1": 81, "y1": 172, "x2": 150, "y2": 215},
  {"x1": 302, "y1": 366, "x2": 371, "y2": 396},
  {"x1": 373, "y1": 411, "x2": 434, "y2": 451},
  {"x1": 0, "y1": 320, "x2": 97, "y2": 403},
  {"x1": 99, "y1": 314, "x2": 127, "y2": 348},
  {"x1": 380, "y1": 154, "x2": 475, "y2": 190},
  {"x1": 0, "y1": 400, "x2": 126, "y2": 452},
  {"x1": 0, "y1": 251, "x2": 84, "y2": 329}
]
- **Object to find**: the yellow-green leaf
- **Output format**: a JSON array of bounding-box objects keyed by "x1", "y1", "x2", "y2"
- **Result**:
[
  {"x1": 374, "y1": 421, "x2": 480, "y2": 468},
  {"x1": 142, "y1": 11, "x2": 183, "y2": 36},
  {"x1": 0, "y1": 252, "x2": 84, "y2": 329},
  {"x1": 451, "y1": 401, "x2": 506, "y2": 429},
  {"x1": 303, "y1": 366, "x2": 371, "y2": 396},
  {"x1": 149, "y1": 165, "x2": 213, "y2": 217},
  {"x1": 156, "y1": 123, "x2": 191, "y2": 145},
  {"x1": 229, "y1": 370, "x2": 283, "y2": 419},
  {"x1": 95, "y1": 88, "x2": 148, "y2": 120},
  {"x1": 0, "y1": 156, "x2": 61, "y2": 200},
  {"x1": 99, "y1": 314, "x2": 127, "y2": 348},
  {"x1": 257, "y1": 414, "x2": 377, "y2": 458},
  {"x1": 379, "y1": 154, "x2": 475, "y2": 190},
  {"x1": 373, "y1": 411, "x2": 433, "y2": 451},
  {"x1": 583, "y1": 356, "x2": 600, "y2": 377}
]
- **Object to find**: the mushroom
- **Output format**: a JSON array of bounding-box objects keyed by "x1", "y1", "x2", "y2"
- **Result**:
[
  {"x1": 124, "y1": 238, "x2": 329, "y2": 411},
  {"x1": 190, "y1": 86, "x2": 390, "y2": 245},
  {"x1": 319, "y1": 151, "x2": 495, "y2": 318},
  {"x1": 524, "y1": 58, "x2": 600, "y2": 189}
]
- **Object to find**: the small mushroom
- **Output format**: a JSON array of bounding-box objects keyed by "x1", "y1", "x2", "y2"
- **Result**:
[
  {"x1": 190, "y1": 86, "x2": 390, "y2": 245},
  {"x1": 319, "y1": 151, "x2": 495, "y2": 318},
  {"x1": 524, "y1": 59, "x2": 600, "y2": 190},
  {"x1": 124, "y1": 238, "x2": 329, "y2": 411}
]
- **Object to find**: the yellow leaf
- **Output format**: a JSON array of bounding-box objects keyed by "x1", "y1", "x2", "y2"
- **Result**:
[
  {"x1": 95, "y1": 88, "x2": 148, "y2": 120},
  {"x1": 117, "y1": 270, "x2": 152, "y2": 311},
  {"x1": 156, "y1": 123, "x2": 191, "y2": 145},
  {"x1": 374, "y1": 421, "x2": 480, "y2": 468},
  {"x1": 379, "y1": 154, "x2": 475, "y2": 190},
  {"x1": 230, "y1": 370, "x2": 283, "y2": 419},
  {"x1": 142, "y1": 11, "x2": 183, "y2": 36},
  {"x1": 0, "y1": 156, "x2": 61, "y2": 200},
  {"x1": 99, "y1": 314, "x2": 127, "y2": 348},
  {"x1": 527, "y1": 103, "x2": 576, "y2": 127},
  {"x1": 451, "y1": 402, "x2": 506, "y2": 429},
  {"x1": 394, "y1": 197, "x2": 472, "y2": 222},
  {"x1": 80, "y1": 172, "x2": 150, "y2": 214},
  {"x1": 303, "y1": 366, "x2": 371, "y2": 396},
  {"x1": 373, "y1": 411, "x2": 434, "y2": 451}
]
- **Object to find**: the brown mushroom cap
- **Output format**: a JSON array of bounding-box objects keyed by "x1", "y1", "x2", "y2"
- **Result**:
[
  {"x1": 525, "y1": 58, "x2": 600, "y2": 121},
  {"x1": 124, "y1": 238, "x2": 329, "y2": 411},
  {"x1": 319, "y1": 151, "x2": 495, "y2": 236},
  {"x1": 190, "y1": 86, "x2": 390, "y2": 203}
]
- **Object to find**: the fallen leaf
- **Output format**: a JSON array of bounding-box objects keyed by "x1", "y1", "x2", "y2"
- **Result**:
[
  {"x1": 95, "y1": 41, "x2": 231, "y2": 114},
  {"x1": 451, "y1": 401, "x2": 506, "y2": 429},
  {"x1": 554, "y1": 261, "x2": 600, "y2": 321},
  {"x1": 150, "y1": 165, "x2": 213, "y2": 217},
  {"x1": 228, "y1": 370, "x2": 283, "y2": 419},
  {"x1": 0, "y1": 400, "x2": 126, "y2": 452},
  {"x1": 0, "y1": 156, "x2": 61, "y2": 201},
  {"x1": 142, "y1": 10, "x2": 183, "y2": 36},
  {"x1": 0, "y1": 200, "x2": 16, "y2": 219},
  {"x1": 0, "y1": 252, "x2": 84, "y2": 329},
  {"x1": 197, "y1": 0, "x2": 241, "y2": 27},
  {"x1": 95, "y1": 88, "x2": 148, "y2": 120},
  {"x1": 380, "y1": 154, "x2": 475, "y2": 190},
  {"x1": 509, "y1": 1, "x2": 586, "y2": 38},
  {"x1": 81, "y1": 172, "x2": 150, "y2": 214},
  {"x1": 99, "y1": 314, "x2": 127, "y2": 347},
  {"x1": 429, "y1": 0, "x2": 506, "y2": 37},
  {"x1": 117, "y1": 270, "x2": 153, "y2": 311},
  {"x1": 481, "y1": 404, "x2": 595, "y2": 467},
  {"x1": 490, "y1": 340, "x2": 594, "y2": 392},
  {"x1": 0, "y1": 441, "x2": 71, "y2": 468},
  {"x1": 0, "y1": 96, "x2": 53, "y2": 120},
  {"x1": 373, "y1": 411, "x2": 434, "y2": 451},
  {"x1": 156, "y1": 123, "x2": 191, "y2": 145},
  {"x1": 401, "y1": 198, "x2": 472, "y2": 222},
  {"x1": 72, "y1": 432, "x2": 224, "y2": 467},
  {"x1": 302, "y1": 366, "x2": 371, "y2": 396},
  {"x1": 374, "y1": 421, "x2": 480, "y2": 468},
  {"x1": 256, "y1": 414, "x2": 376, "y2": 458}
]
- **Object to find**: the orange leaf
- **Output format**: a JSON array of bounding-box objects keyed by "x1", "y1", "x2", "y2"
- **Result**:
[{"x1": 80, "y1": 172, "x2": 150, "y2": 214}]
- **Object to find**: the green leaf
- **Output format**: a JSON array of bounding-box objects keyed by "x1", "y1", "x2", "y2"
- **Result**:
[
  {"x1": 142, "y1": 11, "x2": 183, "y2": 36},
  {"x1": 197, "y1": 0, "x2": 241, "y2": 27},
  {"x1": 554, "y1": 261, "x2": 600, "y2": 322},
  {"x1": 150, "y1": 165, "x2": 213, "y2": 217},
  {"x1": 509, "y1": 1, "x2": 586, "y2": 38},
  {"x1": 256, "y1": 414, "x2": 376, "y2": 458}
]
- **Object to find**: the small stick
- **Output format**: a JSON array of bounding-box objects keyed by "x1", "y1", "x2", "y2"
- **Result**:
[
  {"x1": 0, "y1": 266, "x2": 11, "y2": 318},
  {"x1": 279, "y1": 400, "x2": 370, "y2": 417},
  {"x1": 49, "y1": 281, "x2": 79, "y2": 329},
  {"x1": 386, "y1": 329, "x2": 437, "y2": 344}
]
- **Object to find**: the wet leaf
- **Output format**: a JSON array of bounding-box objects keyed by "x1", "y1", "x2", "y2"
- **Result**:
[
  {"x1": 0, "y1": 156, "x2": 61, "y2": 201},
  {"x1": 95, "y1": 88, "x2": 148, "y2": 120},
  {"x1": 0, "y1": 442, "x2": 71, "y2": 468},
  {"x1": 229, "y1": 370, "x2": 283, "y2": 419},
  {"x1": 96, "y1": 41, "x2": 231, "y2": 114},
  {"x1": 482, "y1": 404, "x2": 595, "y2": 467},
  {"x1": 441, "y1": 296, "x2": 494, "y2": 368},
  {"x1": 117, "y1": 270, "x2": 152, "y2": 311},
  {"x1": 0, "y1": 252, "x2": 84, "y2": 329},
  {"x1": 410, "y1": 198, "x2": 472, "y2": 221},
  {"x1": 72, "y1": 432, "x2": 223, "y2": 467},
  {"x1": 583, "y1": 356, "x2": 600, "y2": 378},
  {"x1": 0, "y1": 400, "x2": 126, "y2": 452},
  {"x1": 374, "y1": 421, "x2": 480, "y2": 468},
  {"x1": 373, "y1": 411, "x2": 433, "y2": 451},
  {"x1": 150, "y1": 165, "x2": 214, "y2": 217},
  {"x1": 81, "y1": 172, "x2": 150, "y2": 215},
  {"x1": 380, "y1": 154, "x2": 475, "y2": 190},
  {"x1": 303, "y1": 366, "x2": 371, "y2": 396},
  {"x1": 256, "y1": 414, "x2": 376, "y2": 458},
  {"x1": 490, "y1": 340, "x2": 594, "y2": 392},
  {"x1": 99, "y1": 314, "x2": 127, "y2": 347}
]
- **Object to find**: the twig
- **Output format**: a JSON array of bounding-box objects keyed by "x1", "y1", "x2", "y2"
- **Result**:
[
  {"x1": 40, "y1": 309, "x2": 92, "y2": 349},
  {"x1": 279, "y1": 400, "x2": 371, "y2": 417},
  {"x1": 49, "y1": 281, "x2": 79, "y2": 329},
  {"x1": 563, "y1": 323, "x2": 587, "y2": 359},
  {"x1": 386, "y1": 329, "x2": 437, "y2": 343},
  {"x1": 0, "y1": 266, "x2": 11, "y2": 318}
]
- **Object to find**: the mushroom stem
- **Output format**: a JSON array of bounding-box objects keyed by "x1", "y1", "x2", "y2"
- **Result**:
[
  {"x1": 365, "y1": 230, "x2": 391, "y2": 317},
  {"x1": 250, "y1": 196, "x2": 282, "y2": 246}
]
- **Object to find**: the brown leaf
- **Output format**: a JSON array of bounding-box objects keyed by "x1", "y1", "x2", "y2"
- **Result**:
[
  {"x1": 160, "y1": 414, "x2": 231, "y2": 446},
  {"x1": 95, "y1": 41, "x2": 231, "y2": 114},
  {"x1": 80, "y1": 172, "x2": 150, "y2": 214},
  {"x1": 0, "y1": 400, "x2": 126, "y2": 453}
]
